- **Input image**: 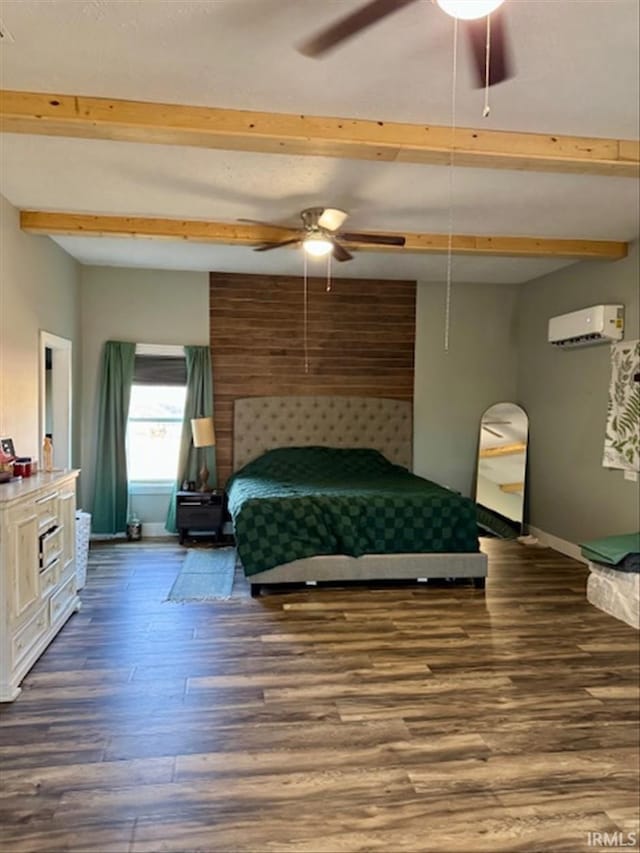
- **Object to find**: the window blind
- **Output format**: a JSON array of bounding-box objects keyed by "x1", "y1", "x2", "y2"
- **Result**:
[{"x1": 133, "y1": 354, "x2": 186, "y2": 386}]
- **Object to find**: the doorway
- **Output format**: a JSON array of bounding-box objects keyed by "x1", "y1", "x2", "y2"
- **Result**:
[{"x1": 39, "y1": 331, "x2": 72, "y2": 469}]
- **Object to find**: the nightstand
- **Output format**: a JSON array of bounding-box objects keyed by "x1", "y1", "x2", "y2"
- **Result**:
[{"x1": 176, "y1": 490, "x2": 225, "y2": 545}]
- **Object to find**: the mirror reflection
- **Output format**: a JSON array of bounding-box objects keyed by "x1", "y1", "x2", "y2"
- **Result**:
[
  {"x1": 39, "y1": 331, "x2": 73, "y2": 470},
  {"x1": 476, "y1": 402, "x2": 528, "y2": 533},
  {"x1": 44, "y1": 346, "x2": 53, "y2": 440}
]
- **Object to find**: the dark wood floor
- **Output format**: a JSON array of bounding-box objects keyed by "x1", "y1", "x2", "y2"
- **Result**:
[{"x1": 0, "y1": 539, "x2": 638, "y2": 853}]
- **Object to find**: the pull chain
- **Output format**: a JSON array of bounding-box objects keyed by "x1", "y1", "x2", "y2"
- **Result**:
[
  {"x1": 303, "y1": 252, "x2": 309, "y2": 375},
  {"x1": 483, "y1": 14, "x2": 491, "y2": 118},
  {"x1": 444, "y1": 16, "x2": 458, "y2": 353},
  {"x1": 326, "y1": 252, "x2": 332, "y2": 292}
]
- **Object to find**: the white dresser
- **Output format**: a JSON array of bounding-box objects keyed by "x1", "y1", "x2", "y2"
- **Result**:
[{"x1": 0, "y1": 470, "x2": 80, "y2": 701}]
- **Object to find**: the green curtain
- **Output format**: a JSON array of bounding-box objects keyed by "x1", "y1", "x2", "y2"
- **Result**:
[
  {"x1": 165, "y1": 346, "x2": 216, "y2": 533},
  {"x1": 92, "y1": 341, "x2": 136, "y2": 534}
]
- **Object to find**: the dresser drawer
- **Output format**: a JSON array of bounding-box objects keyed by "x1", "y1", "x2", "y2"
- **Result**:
[
  {"x1": 49, "y1": 575, "x2": 76, "y2": 624},
  {"x1": 13, "y1": 605, "x2": 49, "y2": 669},
  {"x1": 40, "y1": 525, "x2": 63, "y2": 569},
  {"x1": 35, "y1": 490, "x2": 60, "y2": 532},
  {"x1": 40, "y1": 558, "x2": 60, "y2": 596},
  {"x1": 177, "y1": 504, "x2": 223, "y2": 528},
  {"x1": 59, "y1": 555, "x2": 76, "y2": 582}
]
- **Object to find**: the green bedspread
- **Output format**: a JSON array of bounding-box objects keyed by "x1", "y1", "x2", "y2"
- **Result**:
[
  {"x1": 580, "y1": 532, "x2": 640, "y2": 566},
  {"x1": 226, "y1": 446, "x2": 480, "y2": 577}
]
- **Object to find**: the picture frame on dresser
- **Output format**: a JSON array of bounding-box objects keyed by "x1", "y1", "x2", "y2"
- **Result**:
[{"x1": 0, "y1": 438, "x2": 16, "y2": 459}]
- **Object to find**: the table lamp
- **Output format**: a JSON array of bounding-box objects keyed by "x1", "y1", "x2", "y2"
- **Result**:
[{"x1": 191, "y1": 416, "x2": 216, "y2": 492}]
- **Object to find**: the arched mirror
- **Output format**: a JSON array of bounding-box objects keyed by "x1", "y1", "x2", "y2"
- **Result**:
[{"x1": 475, "y1": 402, "x2": 528, "y2": 535}]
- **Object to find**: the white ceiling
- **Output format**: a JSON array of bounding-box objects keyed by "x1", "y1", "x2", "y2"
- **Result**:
[{"x1": 1, "y1": 0, "x2": 639, "y2": 282}]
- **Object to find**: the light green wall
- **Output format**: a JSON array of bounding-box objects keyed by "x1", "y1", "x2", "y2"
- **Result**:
[
  {"x1": 79, "y1": 266, "x2": 209, "y2": 516},
  {"x1": 0, "y1": 194, "x2": 80, "y2": 466},
  {"x1": 4, "y1": 191, "x2": 635, "y2": 548},
  {"x1": 79, "y1": 271, "x2": 521, "y2": 525},
  {"x1": 516, "y1": 241, "x2": 639, "y2": 544},
  {"x1": 413, "y1": 281, "x2": 520, "y2": 496}
]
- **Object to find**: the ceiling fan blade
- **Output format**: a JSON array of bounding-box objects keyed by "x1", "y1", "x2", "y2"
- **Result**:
[
  {"x1": 253, "y1": 239, "x2": 301, "y2": 252},
  {"x1": 464, "y1": 8, "x2": 513, "y2": 88},
  {"x1": 338, "y1": 231, "x2": 406, "y2": 246},
  {"x1": 238, "y1": 218, "x2": 294, "y2": 231},
  {"x1": 331, "y1": 240, "x2": 353, "y2": 262},
  {"x1": 317, "y1": 208, "x2": 349, "y2": 232},
  {"x1": 297, "y1": 0, "x2": 419, "y2": 58}
]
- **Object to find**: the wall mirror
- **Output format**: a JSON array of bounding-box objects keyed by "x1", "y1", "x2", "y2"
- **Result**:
[
  {"x1": 39, "y1": 331, "x2": 72, "y2": 470},
  {"x1": 475, "y1": 402, "x2": 528, "y2": 534}
]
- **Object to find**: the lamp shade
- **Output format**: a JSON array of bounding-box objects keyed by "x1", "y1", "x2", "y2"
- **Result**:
[
  {"x1": 191, "y1": 416, "x2": 216, "y2": 448},
  {"x1": 437, "y1": 0, "x2": 504, "y2": 20},
  {"x1": 303, "y1": 235, "x2": 333, "y2": 257}
]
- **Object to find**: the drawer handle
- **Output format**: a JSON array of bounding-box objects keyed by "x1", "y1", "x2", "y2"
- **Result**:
[{"x1": 36, "y1": 491, "x2": 59, "y2": 504}]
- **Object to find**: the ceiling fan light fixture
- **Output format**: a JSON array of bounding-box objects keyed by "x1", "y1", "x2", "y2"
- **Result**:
[
  {"x1": 303, "y1": 234, "x2": 333, "y2": 257},
  {"x1": 437, "y1": 0, "x2": 504, "y2": 20}
]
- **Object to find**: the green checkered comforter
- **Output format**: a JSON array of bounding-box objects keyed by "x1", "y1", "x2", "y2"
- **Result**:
[{"x1": 226, "y1": 446, "x2": 480, "y2": 577}]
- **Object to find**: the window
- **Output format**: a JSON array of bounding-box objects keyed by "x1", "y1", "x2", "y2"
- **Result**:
[
  {"x1": 126, "y1": 346, "x2": 187, "y2": 484},
  {"x1": 127, "y1": 384, "x2": 186, "y2": 483}
]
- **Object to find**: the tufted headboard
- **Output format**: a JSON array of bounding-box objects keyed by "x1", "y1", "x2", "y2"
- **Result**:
[{"x1": 233, "y1": 396, "x2": 412, "y2": 472}]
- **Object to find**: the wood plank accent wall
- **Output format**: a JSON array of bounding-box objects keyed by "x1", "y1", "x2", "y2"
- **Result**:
[{"x1": 210, "y1": 272, "x2": 416, "y2": 486}]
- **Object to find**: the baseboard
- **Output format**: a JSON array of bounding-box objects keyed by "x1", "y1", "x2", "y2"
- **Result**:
[
  {"x1": 145, "y1": 521, "x2": 232, "y2": 538},
  {"x1": 527, "y1": 525, "x2": 587, "y2": 564},
  {"x1": 141, "y1": 522, "x2": 173, "y2": 538},
  {"x1": 90, "y1": 532, "x2": 126, "y2": 541},
  {"x1": 91, "y1": 521, "x2": 232, "y2": 541},
  {"x1": 91, "y1": 524, "x2": 174, "y2": 540}
]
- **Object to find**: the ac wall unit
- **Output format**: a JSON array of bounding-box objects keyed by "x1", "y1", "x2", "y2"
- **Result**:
[{"x1": 548, "y1": 304, "x2": 624, "y2": 348}]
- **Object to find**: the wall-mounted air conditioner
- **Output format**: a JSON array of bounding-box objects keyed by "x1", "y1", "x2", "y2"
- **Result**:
[{"x1": 548, "y1": 304, "x2": 624, "y2": 348}]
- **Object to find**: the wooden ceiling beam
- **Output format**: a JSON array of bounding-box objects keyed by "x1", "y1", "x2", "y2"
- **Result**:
[
  {"x1": 499, "y1": 482, "x2": 525, "y2": 494},
  {"x1": 2, "y1": 90, "x2": 639, "y2": 178},
  {"x1": 479, "y1": 442, "x2": 527, "y2": 458},
  {"x1": 19, "y1": 211, "x2": 628, "y2": 261}
]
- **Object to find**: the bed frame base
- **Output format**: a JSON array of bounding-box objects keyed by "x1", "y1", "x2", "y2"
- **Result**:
[{"x1": 246, "y1": 551, "x2": 488, "y2": 596}]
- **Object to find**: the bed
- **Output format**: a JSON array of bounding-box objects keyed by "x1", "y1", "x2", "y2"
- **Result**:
[{"x1": 228, "y1": 396, "x2": 488, "y2": 595}]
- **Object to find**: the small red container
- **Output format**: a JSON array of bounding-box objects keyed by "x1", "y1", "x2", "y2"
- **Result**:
[{"x1": 14, "y1": 458, "x2": 32, "y2": 477}]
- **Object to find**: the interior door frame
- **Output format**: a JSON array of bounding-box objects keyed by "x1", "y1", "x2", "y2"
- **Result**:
[{"x1": 39, "y1": 330, "x2": 72, "y2": 470}]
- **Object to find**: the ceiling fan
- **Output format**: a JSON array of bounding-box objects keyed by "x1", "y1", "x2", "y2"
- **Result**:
[
  {"x1": 240, "y1": 207, "x2": 406, "y2": 262},
  {"x1": 297, "y1": 0, "x2": 513, "y2": 88}
]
